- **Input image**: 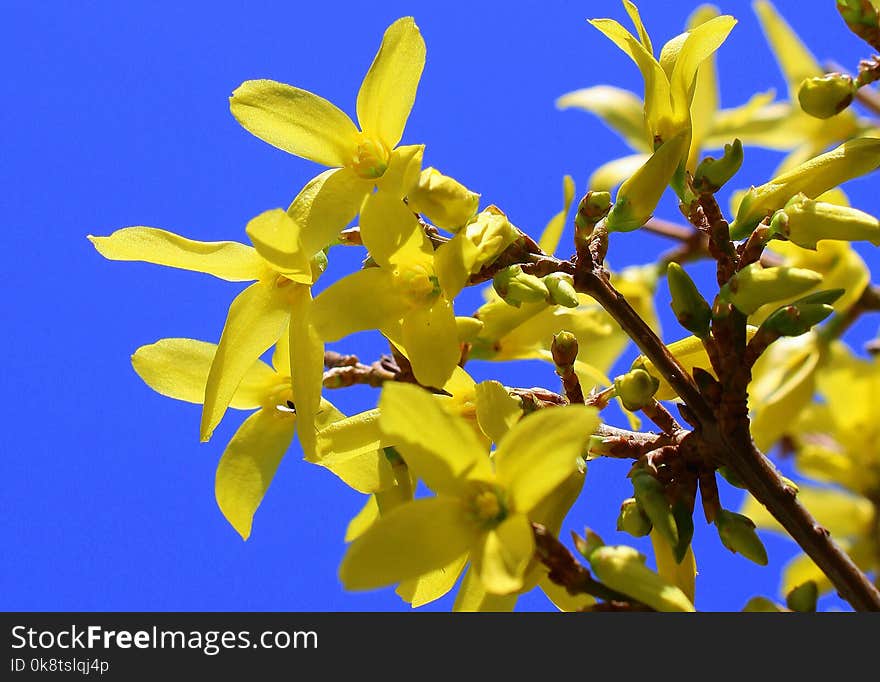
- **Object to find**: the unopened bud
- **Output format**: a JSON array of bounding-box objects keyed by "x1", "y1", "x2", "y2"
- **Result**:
[
  {"x1": 720, "y1": 262, "x2": 823, "y2": 315},
  {"x1": 760, "y1": 302, "x2": 834, "y2": 337},
  {"x1": 715, "y1": 509, "x2": 769, "y2": 565},
  {"x1": 786, "y1": 581, "x2": 819, "y2": 612},
  {"x1": 693, "y1": 139, "x2": 743, "y2": 192},
  {"x1": 407, "y1": 167, "x2": 480, "y2": 231},
  {"x1": 463, "y1": 206, "x2": 520, "y2": 271},
  {"x1": 573, "y1": 527, "x2": 605, "y2": 559},
  {"x1": 617, "y1": 498, "x2": 653, "y2": 537},
  {"x1": 631, "y1": 470, "x2": 679, "y2": 548},
  {"x1": 614, "y1": 368, "x2": 660, "y2": 411},
  {"x1": 667, "y1": 262, "x2": 711, "y2": 337},
  {"x1": 544, "y1": 272, "x2": 580, "y2": 308},
  {"x1": 492, "y1": 265, "x2": 549, "y2": 307},
  {"x1": 550, "y1": 330, "x2": 579, "y2": 367},
  {"x1": 575, "y1": 191, "x2": 612, "y2": 233},
  {"x1": 771, "y1": 193, "x2": 880, "y2": 250},
  {"x1": 455, "y1": 316, "x2": 484, "y2": 343},
  {"x1": 797, "y1": 74, "x2": 855, "y2": 119}
]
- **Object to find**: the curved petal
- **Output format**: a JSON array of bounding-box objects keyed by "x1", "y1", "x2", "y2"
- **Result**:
[
  {"x1": 495, "y1": 404, "x2": 597, "y2": 514},
  {"x1": 311, "y1": 268, "x2": 408, "y2": 341},
  {"x1": 471, "y1": 513, "x2": 534, "y2": 595},
  {"x1": 556, "y1": 87, "x2": 650, "y2": 152},
  {"x1": 377, "y1": 144, "x2": 424, "y2": 199},
  {"x1": 319, "y1": 449, "x2": 397, "y2": 494},
  {"x1": 287, "y1": 168, "x2": 370, "y2": 255},
  {"x1": 285, "y1": 285, "x2": 325, "y2": 459},
  {"x1": 132, "y1": 338, "x2": 276, "y2": 410},
  {"x1": 215, "y1": 408, "x2": 296, "y2": 540},
  {"x1": 271, "y1": 322, "x2": 290, "y2": 376},
  {"x1": 345, "y1": 495, "x2": 380, "y2": 542},
  {"x1": 588, "y1": 153, "x2": 650, "y2": 192},
  {"x1": 201, "y1": 281, "x2": 290, "y2": 442},
  {"x1": 741, "y1": 486, "x2": 873, "y2": 539},
  {"x1": 245, "y1": 209, "x2": 312, "y2": 283},
  {"x1": 356, "y1": 17, "x2": 426, "y2": 149},
  {"x1": 359, "y1": 189, "x2": 432, "y2": 271},
  {"x1": 396, "y1": 553, "x2": 468, "y2": 608},
  {"x1": 230, "y1": 79, "x2": 360, "y2": 167},
  {"x1": 339, "y1": 496, "x2": 477, "y2": 591},
  {"x1": 474, "y1": 380, "x2": 522, "y2": 443},
  {"x1": 400, "y1": 298, "x2": 461, "y2": 389},
  {"x1": 685, "y1": 5, "x2": 721, "y2": 170},
  {"x1": 453, "y1": 567, "x2": 519, "y2": 612},
  {"x1": 537, "y1": 175, "x2": 576, "y2": 255},
  {"x1": 88, "y1": 228, "x2": 263, "y2": 281},
  {"x1": 378, "y1": 382, "x2": 491, "y2": 495},
  {"x1": 316, "y1": 409, "x2": 387, "y2": 461},
  {"x1": 651, "y1": 530, "x2": 697, "y2": 604},
  {"x1": 539, "y1": 572, "x2": 595, "y2": 612},
  {"x1": 753, "y1": 0, "x2": 821, "y2": 98}
]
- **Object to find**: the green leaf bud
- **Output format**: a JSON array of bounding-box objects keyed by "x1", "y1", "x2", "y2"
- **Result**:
[
  {"x1": 492, "y1": 265, "x2": 549, "y2": 307},
  {"x1": 631, "y1": 470, "x2": 678, "y2": 548},
  {"x1": 786, "y1": 581, "x2": 819, "y2": 612},
  {"x1": 771, "y1": 193, "x2": 880, "y2": 250},
  {"x1": 614, "y1": 368, "x2": 661, "y2": 411},
  {"x1": 693, "y1": 139, "x2": 744, "y2": 192},
  {"x1": 667, "y1": 262, "x2": 712, "y2": 337},
  {"x1": 715, "y1": 509, "x2": 769, "y2": 566},
  {"x1": 617, "y1": 498, "x2": 653, "y2": 537},
  {"x1": 759, "y1": 302, "x2": 834, "y2": 337},
  {"x1": 544, "y1": 272, "x2": 580, "y2": 308},
  {"x1": 574, "y1": 191, "x2": 612, "y2": 232},
  {"x1": 797, "y1": 74, "x2": 855, "y2": 119},
  {"x1": 720, "y1": 262, "x2": 823, "y2": 315},
  {"x1": 550, "y1": 330, "x2": 579, "y2": 367}
]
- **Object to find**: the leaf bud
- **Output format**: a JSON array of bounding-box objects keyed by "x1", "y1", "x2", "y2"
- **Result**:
[
  {"x1": 492, "y1": 265, "x2": 549, "y2": 307},
  {"x1": 797, "y1": 74, "x2": 855, "y2": 119},
  {"x1": 617, "y1": 498, "x2": 653, "y2": 537},
  {"x1": 574, "y1": 191, "x2": 612, "y2": 232},
  {"x1": 631, "y1": 470, "x2": 679, "y2": 548},
  {"x1": 720, "y1": 262, "x2": 823, "y2": 315},
  {"x1": 786, "y1": 581, "x2": 819, "y2": 612},
  {"x1": 759, "y1": 302, "x2": 834, "y2": 338},
  {"x1": 550, "y1": 330, "x2": 579, "y2": 367},
  {"x1": 544, "y1": 272, "x2": 580, "y2": 308},
  {"x1": 770, "y1": 193, "x2": 880, "y2": 250},
  {"x1": 693, "y1": 139, "x2": 743, "y2": 192},
  {"x1": 667, "y1": 262, "x2": 712, "y2": 337},
  {"x1": 714, "y1": 509, "x2": 769, "y2": 565},
  {"x1": 614, "y1": 368, "x2": 660, "y2": 411}
]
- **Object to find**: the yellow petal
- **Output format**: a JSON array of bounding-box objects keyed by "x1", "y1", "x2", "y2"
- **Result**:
[
  {"x1": 88, "y1": 227, "x2": 263, "y2": 281},
  {"x1": 753, "y1": 0, "x2": 822, "y2": 98},
  {"x1": 287, "y1": 168, "x2": 370, "y2": 255},
  {"x1": 472, "y1": 513, "x2": 534, "y2": 594},
  {"x1": 319, "y1": 449, "x2": 397, "y2": 494},
  {"x1": 588, "y1": 153, "x2": 652, "y2": 192},
  {"x1": 495, "y1": 405, "x2": 598, "y2": 513},
  {"x1": 741, "y1": 486, "x2": 873, "y2": 539},
  {"x1": 245, "y1": 209, "x2": 312, "y2": 283},
  {"x1": 201, "y1": 281, "x2": 290, "y2": 442},
  {"x1": 132, "y1": 338, "x2": 276, "y2": 410},
  {"x1": 287, "y1": 284, "x2": 324, "y2": 459},
  {"x1": 453, "y1": 567, "x2": 519, "y2": 612},
  {"x1": 356, "y1": 17, "x2": 426, "y2": 149},
  {"x1": 396, "y1": 553, "x2": 468, "y2": 608},
  {"x1": 685, "y1": 5, "x2": 721, "y2": 169},
  {"x1": 538, "y1": 572, "x2": 596, "y2": 612},
  {"x1": 377, "y1": 144, "x2": 425, "y2": 198},
  {"x1": 359, "y1": 189, "x2": 432, "y2": 271},
  {"x1": 271, "y1": 323, "x2": 290, "y2": 376},
  {"x1": 474, "y1": 380, "x2": 522, "y2": 443},
  {"x1": 556, "y1": 87, "x2": 650, "y2": 152},
  {"x1": 316, "y1": 409, "x2": 387, "y2": 461},
  {"x1": 311, "y1": 268, "x2": 408, "y2": 341},
  {"x1": 339, "y1": 496, "x2": 477, "y2": 591},
  {"x1": 215, "y1": 408, "x2": 296, "y2": 540},
  {"x1": 400, "y1": 298, "x2": 461, "y2": 389},
  {"x1": 537, "y1": 175, "x2": 576, "y2": 255},
  {"x1": 345, "y1": 495, "x2": 380, "y2": 542},
  {"x1": 651, "y1": 529, "x2": 697, "y2": 604},
  {"x1": 781, "y1": 539, "x2": 874, "y2": 596},
  {"x1": 229, "y1": 79, "x2": 359, "y2": 167},
  {"x1": 378, "y1": 382, "x2": 491, "y2": 495},
  {"x1": 623, "y1": 0, "x2": 654, "y2": 54}
]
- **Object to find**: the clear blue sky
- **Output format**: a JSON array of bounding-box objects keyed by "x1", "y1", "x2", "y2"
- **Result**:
[{"x1": 3, "y1": 0, "x2": 877, "y2": 611}]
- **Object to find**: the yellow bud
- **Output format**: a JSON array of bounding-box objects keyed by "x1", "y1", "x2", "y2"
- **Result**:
[
  {"x1": 721, "y1": 262, "x2": 823, "y2": 315},
  {"x1": 617, "y1": 498, "x2": 653, "y2": 537},
  {"x1": 408, "y1": 167, "x2": 480, "y2": 231},
  {"x1": 614, "y1": 368, "x2": 660, "y2": 411},
  {"x1": 773, "y1": 193, "x2": 880, "y2": 249},
  {"x1": 544, "y1": 273, "x2": 580, "y2": 308},
  {"x1": 463, "y1": 206, "x2": 519, "y2": 270},
  {"x1": 492, "y1": 265, "x2": 550, "y2": 307},
  {"x1": 797, "y1": 74, "x2": 855, "y2": 119}
]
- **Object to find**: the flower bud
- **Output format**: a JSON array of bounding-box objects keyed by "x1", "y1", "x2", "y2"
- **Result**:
[
  {"x1": 573, "y1": 528, "x2": 605, "y2": 560},
  {"x1": 693, "y1": 139, "x2": 743, "y2": 192},
  {"x1": 797, "y1": 74, "x2": 855, "y2": 119},
  {"x1": 407, "y1": 167, "x2": 480, "y2": 231},
  {"x1": 462, "y1": 206, "x2": 520, "y2": 271},
  {"x1": 550, "y1": 330, "x2": 579, "y2": 367},
  {"x1": 759, "y1": 302, "x2": 834, "y2": 338},
  {"x1": 614, "y1": 368, "x2": 660, "y2": 411},
  {"x1": 720, "y1": 262, "x2": 823, "y2": 315},
  {"x1": 786, "y1": 581, "x2": 819, "y2": 612},
  {"x1": 543, "y1": 272, "x2": 580, "y2": 308},
  {"x1": 617, "y1": 498, "x2": 653, "y2": 537},
  {"x1": 631, "y1": 470, "x2": 678, "y2": 548},
  {"x1": 771, "y1": 193, "x2": 880, "y2": 250},
  {"x1": 492, "y1": 265, "x2": 549, "y2": 307},
  {"x1": 455, "y1": 316, "x2": 484, "y2": 343},
  {"x1": 588, "y1": 545, "x2": 695, "y2": 612},
  {"x1": 667, "y1": 262, "x2": 712, "y2": 337},
  {"x1": 606, "y1": 131, "x2": 689, "y2": 232},
  {"x1": 575, "y1": 191, "x2": 612, "y2": 232},
  {"x1": 715, "y1": 509, "x2": 769, "y2": 565},
  {"x1": 730, "y1": 137, "x2": 880, "y2": 238}
]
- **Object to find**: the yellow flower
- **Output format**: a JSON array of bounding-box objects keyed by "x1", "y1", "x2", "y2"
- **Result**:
[
  {"x1": 130, "y1": 335, "x2": 342, "y2": 540},
  {"x1": 89, "y1": 209, "x2": 325, "y2": 453},
  {"x1": 339, "y1": 382, "x2": 597, "y2": 595},
  {"x1": 230, "y1": 17, "x2": 427, "y2": 250}
]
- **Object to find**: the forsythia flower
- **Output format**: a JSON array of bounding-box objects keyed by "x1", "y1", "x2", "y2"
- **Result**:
[{"x1": 339, "y1": 383, "x2": 598, "y2": 594}]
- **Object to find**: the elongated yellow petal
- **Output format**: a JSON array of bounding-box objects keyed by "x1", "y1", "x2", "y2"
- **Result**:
[
  {"x1": 539, "y1": 573, "x2": 596, "y2": 612},
  {"x1": 588, "y1": 153, "x2": 651, "y2": 192},
  {"x1": 538, "y1": 175, "x2": 576, "y2": 255},
  {"x1": 377, "y1": 144, "x2": 425, "y2": 199},
  {"x1": 311, "y1": 268, "x2": 408, "y2": 341},
  {"x1": 781, "y1": 539, "x2": 874, "y2": 596},
  {"x1": 623, "y1": 0, "x2": 653, "y2": 54},
  {"x1": 433, "y1": 229, "x2": 479, "y2": 300},
  {"x1": 345, "y1": 495, "x2": 380, "y2": 542},
  {"x1": 201, "y1": 281, "x2": 290, "y2": 442},
  {"x1": 453, "y1": 566, "x2": 519, "y2": 612},
  {"x1": 229, "y1": 80, "x2": 360, "y2": 167},
  {"x1": 400, "y1": 299, "x2": 461, "y2": 389},
  {"x1": 474, "y1": 380, "x2": 521, "y2": 443},
  {"x1": 742, "y1": 486, "x2": 873, "y2": 539},
  {"x1": 396, "y1": 553, "x2": 468, "y2": 608},
  {"x1": 753, "y1": 0, "x2": 821, "y2": 98},
  {"x1": 472, "y1": 513, "x2": 534, "y2": 594},
  {"x1": 215, "y1": 408, "x2": 296, "y2": 540},
  {"x1": 245, "y1": 209, "x2": 312, "y2": 283},
  {"x1": 356, "y1": 17, "x2": 425, "y2": 149},
  {"x1": 271, "y1": 323, "x2": 290, "y2": 376},
  {"x1": 339, "y1": 496, "x2": 477, "y2": 591},
  {"x1": 286, "y1": 284, "x2": 324, "y2": 459},
  {"x1": 316, "y1": 409, "x2": 387, "y2": 461},
  {"x1": 319, "y1": 449, "x2": 397, "y2": 494},
  {"x1": 360, "y1": 189, "x2": 433, "y2": 271},
  {"x1": 651, "y1": 530, "x2": 697, "y2": 603},
  {"x1": 287, "y1": 168, "x2": 370, "y2": 255},
  {"x1": 556, "y1": 87, "x2": 650, "y2": 152},
  {"x1": 132, "y1": 338, "x2": 276, "y2": 410},
  {"x1": 495, "y1": 405, "x2": 597, "y2": 513},
  {"x1": 88, "y1": 227, "x2": 264, "y2": 281},
  {"x1": 685, "y1": 5, "x2": 721, "y2": 170},
  {"x1": 378, "y1": 382, "x2": 491, "y2": 495}
]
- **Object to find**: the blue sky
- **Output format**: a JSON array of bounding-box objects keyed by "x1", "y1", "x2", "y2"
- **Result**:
[{"x1": 3, "y1": 0, "x2": 878, "y2": 611}]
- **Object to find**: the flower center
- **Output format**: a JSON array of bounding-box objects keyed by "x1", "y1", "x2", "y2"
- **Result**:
[
  {"x1": 394, "y1": 264, "x2": 440, "y2": 307},
  {"x1": 351, "y1": 136, "x2": 390, "y2": 179},
  {"x1": 465, "y1": 482, "x2": 508, "y2": 529}
]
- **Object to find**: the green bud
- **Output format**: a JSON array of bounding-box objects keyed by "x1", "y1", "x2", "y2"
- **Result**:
[
  {"x1": 791, "y1": 289, "x2": 846, "y2": 306},
  {"x1": 717, "y1": 465, "x2": 747, "y2": 489},
  {"x1": 730, "y1": 138, "x2": 880, "y2": 239},
  {"x1": 667, "y1": 262, "x2": 712, "y2": 337},
  {"x1": 550, "y1": 330, "x2": 579, "y2": 367},
  {"x1": 492, "y1": 265, "x2": 549, "y2": 307},
  {"x1": 693, "y1": 139, "x2": 744, "y2": 192},
  {"x1": 407, "y1": 167, "x2": 480, "y2": 231},
  {"x1": 759, "y1": 302, "x2": 834, "y2": 337},
  {"x1": 574, "y1": 191, "x2": 612, "y2": 232},
  {"x1": 614, "y1": 368, "x2": 660, "y2": 411},
  {"x1": 715, "y1": 509, "x2": 769, "y2": 566},
  {"x1": 786, "y1": 581, "x2": 819, "y2": 612},
  {"x1": 543, "y1": 272, "x2": 580, "y2": 308},
  {"x1": 631, "y1": 470, "x2": 679, "y2": 548},
  {"x1": 617, "y1": 498, "x2": 653, "y2": 537},
  {"x1": 720, "y1": 262, "x2": 823, "y2": 315},
  {"x1": 742, "y1": 596, "x2": 787, "y2": 612},
  {"x1": 771, "y1": 193, "x2": 880, "y2": 250},
  {"x1": 671, "y1": 500, "x2": 695, "y2": 564},
  {"x1": 606, "y1": 131, "x2": 689, "y2": 232},
  {"x1": 573, "y1": 528, "x2": 605, "y2": 560},
  {"x1": 797, "y1": 74, "x2": 855, "y2": 119}
]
